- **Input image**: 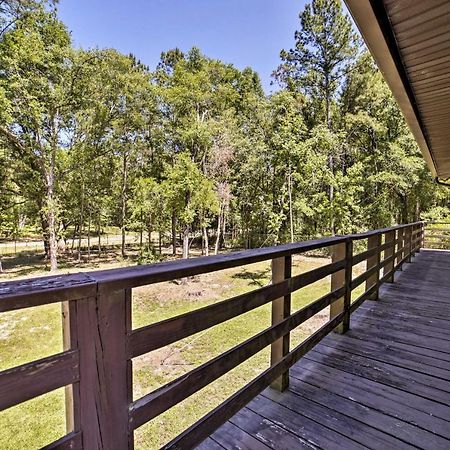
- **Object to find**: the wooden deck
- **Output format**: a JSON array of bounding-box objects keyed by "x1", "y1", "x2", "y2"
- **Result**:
[{"x1": 202, "y1": 249, "x2": 450, "y2": 450}]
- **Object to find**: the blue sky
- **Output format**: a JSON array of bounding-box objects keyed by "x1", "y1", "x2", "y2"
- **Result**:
[{"x1": 57, "y1": 0, "x2": 308, "y2": 93}]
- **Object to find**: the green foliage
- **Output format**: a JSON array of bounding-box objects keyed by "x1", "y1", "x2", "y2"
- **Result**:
[
  {"x1": 163, "y1": 152, "x2": 219, "y2": 226},
  {"x1": 0, "y1": 0, "x2": 448, "y2": 267}
]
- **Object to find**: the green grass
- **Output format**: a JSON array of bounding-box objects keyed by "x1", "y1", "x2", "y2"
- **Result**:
[
  {"x1": 0, "y1": 305, "x2": 65, "y2": 448},
  {"x1": 0, "y1": 254, "x2": 354, "y2": 449},
  {"x1": 130, "y1": 257, "x2": 332, "y2": 448}
]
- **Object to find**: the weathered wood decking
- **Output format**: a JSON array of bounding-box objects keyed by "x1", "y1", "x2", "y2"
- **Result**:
[{"x1": 202, "y1": 249, "x2": 450, "y2": 450}]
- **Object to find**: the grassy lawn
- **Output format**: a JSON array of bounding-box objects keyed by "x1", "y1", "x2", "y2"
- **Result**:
[{"x1": 0, "y1": 252, "x2": 364, "y2": 449}]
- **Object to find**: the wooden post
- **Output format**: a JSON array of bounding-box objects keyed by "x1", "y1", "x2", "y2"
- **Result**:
[
  {"x1": 62, "y1": 301, "x2": 80, "y2": 434},
  {"x1": 411, "y1": 225, "x2": 417, "y2": 257},
  {"x1": 406, "y1": 226, "x2": 412, "y2": 263},
  {"x1": 383, "y1": 230, "x2": 395, "y2": 283},
  {"x1": 330, "y1": 242, "x2": 346, "y2": 334},
  {"x1": 72, "y1": 288, "x2": 133, "y2": 449},
  {"x1": 366, "y1": 233, "x2": 381, "y2": 300},
  {"x1": 343, "y1": 239, "x2": 353, "y2": 333},
  {"x1": 416, "y1": 223, "x2": 421, "y2": 252},
  {"x1": 397, "y1": 228, "x2": 404, "y2": 269},
  {"x1": 420, "y1": 222, "x2": 425, "y2": 250},
  {"x1": 270, "y1": 255, "x2": 291, "y2": 392}
]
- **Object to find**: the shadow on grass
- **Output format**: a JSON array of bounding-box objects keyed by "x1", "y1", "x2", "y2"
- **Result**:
[
  {"x1": 0, "y1": 251, "x2": 136, "y2": 279},
  {"x1": 231, "y1": 267, "x2": 271, "y2": 287}
]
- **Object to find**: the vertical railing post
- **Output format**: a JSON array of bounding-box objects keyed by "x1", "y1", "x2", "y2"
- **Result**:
[
  {"x1": 411, "y1": 224, "x2": 417, "y2": 257},
  {"x1": 416, "y1": 223, "x2": 421, "y2": 252},
  {"x1": 397, "y1": 228, "x2": 404, "y2": 269},
  {"x1": 270, "y1": 255, "x2": 291, "y2": 392},
  {"x1": 330, "y1": 241, "x2": 346, "y2": 334},
  {"x1": 383, "y1": 230, "x2": 395, "y2": 283},
  {"x1": 62, "y1": 300, "x2": 80, "y2": 434},
  {"x1": 73, "y1": 286, "x2": 133, "y2": 449},
  {"x1": 343, "y1": 239, "x2": 353, "y2": 333},
  {"x1": 419, "y1": 222, "x2": 423, "y2": 251},
  {"x1": 406, "y1": 225, "x2": 412, "y2": 263},
  {"x1": 420, "y1": 222, "x2": 425, "y2": 250},
  {"x1": 366, "y1": 233, "x2": 381, "y2": 300}
]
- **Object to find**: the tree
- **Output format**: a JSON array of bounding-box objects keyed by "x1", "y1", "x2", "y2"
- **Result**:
[
  {"x1": 163, "y1": 153, "x2": 218, "y2": 258},
  {"x1": 0, "y1": 7, "x2": 82, "y2": 270},
  {"x1": 129, "y1": 177, "x2": 168, "y2": 256},
  {"x1": 275, "y1": 0, "x2": 358, "y2": 233},
  {"x1": 1, "y1": 0, "x2": 447, "y2": 276}
]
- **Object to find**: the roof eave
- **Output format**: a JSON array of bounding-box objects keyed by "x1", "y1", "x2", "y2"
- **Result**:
[{"x1": 344, "y1": 0, "x2": 437, "y2": 178}]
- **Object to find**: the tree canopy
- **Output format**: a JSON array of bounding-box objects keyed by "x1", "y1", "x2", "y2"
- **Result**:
[{"x1": 0, "y1": 0, "x2": 448, "y2": 271}]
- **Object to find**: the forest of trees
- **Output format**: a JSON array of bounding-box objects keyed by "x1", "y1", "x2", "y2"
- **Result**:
[{"x1": 1, "y1": 0, "x2": 449, "y2": 271}]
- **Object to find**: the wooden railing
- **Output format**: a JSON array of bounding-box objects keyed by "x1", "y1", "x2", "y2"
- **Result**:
[
  {"x1": 424, "y1": 222, "x2": 450, "y2": 250},
  {"x1": 0, "y1": 222, "x2": 424, "y2": 449}
]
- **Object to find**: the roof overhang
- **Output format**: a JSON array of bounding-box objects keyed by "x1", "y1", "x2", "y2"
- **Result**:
[{"x1": 345, "y1": 0, "x2": 450, "y2": 180}]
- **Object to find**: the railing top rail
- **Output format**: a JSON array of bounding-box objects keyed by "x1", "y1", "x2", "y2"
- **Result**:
[
  {"x1": 348, "y1": 221, "x2": 423, "y2": 240},
  {"x1": 0, "y1": 221, "x2": 424, "y2": 310}
]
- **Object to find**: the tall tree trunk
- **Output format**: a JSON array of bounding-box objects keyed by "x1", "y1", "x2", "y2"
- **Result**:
[
  {"x1": 215, "y1": 205, "x2": 223, "y2": 255},
  {"x1": 87, "y1": 209, "x2": 91, "y2": 261},
  {"x1": 158, "y1": 230, "x2": 162, "y2": 255},
  {"x1": 402, "y1": 195, "x2": 408, "y2": 224},
  {"x1": 221, "y1": 206, "x2": 227, "y2": 249},
  {"x1": 71, "y1": 223, "x2": 77, "y2": 254},
  {"x1": 325, "y1": 82, "x2": 335, "y2": 235},
  {"x1": 203, "y1": 226, "x2": 209, "y2": 256},
  {"x1": 139, "y1": 211, "x2": 143, "y2": 252},
  {"x1": 328, "y1": 154, "x2": 335, "y2": 234},
  {"x1": 47, "y1": 195, "x2": 58, "y2": 270},
  {"x1": 287, "y1": 167, "x2": 294, "y2": 243},
  {"x1": 41, "y1": 212, "x2": 50, "y2": 258},
  {"x1": 147, "y1": 222, "x2": 153, "y2": 252},
  {"x1": 46, "y1": 168, "x2": 58, "y2": 272},
  {"x1": 171, "y1": 211, "x2": 177, "y2": 255},
  {"x1": 121, "y1": 152, "x2": 128, "y2": 258},
  {"x1": 60, "y1": 220, "x2": 68, "y2": 252},
  {"x1": 182, "y1": 224, "x2": 190, "y2": 259},
  {"x1": 78, "y1": 180, "x2": 84, "y2": 262},
  {"x1": 45, "y1": 113, "x2": 61, "y2": 271},
  {"x1": 97, "y1": 211, "x2": 102, "y2": 255}
]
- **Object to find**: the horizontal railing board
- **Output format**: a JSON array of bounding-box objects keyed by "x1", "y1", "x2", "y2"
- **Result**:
[
  {"x1": 162, "y1": 311, "x2": 346, "y2": 450},
  {"x1": 353, "y1": 246, "x2": 380, "y2": 266},
  {"x1": 350, "y1": 282, "x2": 379, "y2": 314},
  {"x1": 379, "y1": 238, "x2": 399, "y2": 252},
  {"x1": 0, "y1": 222, "x2": 425, "y2": 310},
  {"x1": 351, "y1": 263, "x2": 380, "y2": 290},
  {"x1": 128, "y1": 259, "x2": 345, "y2": 358},
  {"x1": 0, "y1": 236, "x2": 347, "y2": 310},
  {"x1": 352, "y1": 238, "x2": 398, "y2": 266},
  {"x1": 41, "y1": 431, "x2": 82, "y2": 450},
  {"x1": 0, "y1": 350, "x2": 79, "y2": 411},
  {"x1": 129, "y1": 286, "x2": 345, "y2": 429},
  {"x1": 348, "y1": 239, "x2": 419, "y2": 315},
  {"x1": 93, "y1": 236, "x2": 349, "y2": 292},
  {"x1": 348, "y1": 222, "x2": 423, "y2": 241},
  {"x1": 0, "y1": 273, "x2": 97, "y2": 313}
]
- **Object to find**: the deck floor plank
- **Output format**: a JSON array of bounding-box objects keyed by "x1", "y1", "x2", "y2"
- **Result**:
[
  {"x1": 198, "y1": 250, "x2": 450, "y2": 449},
  {"x1": 320, "y1": 333, "x2": 450, "y2": 372},
  {"x1": 291, "y1": 358, "x2": 450, "y2": 426}
]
